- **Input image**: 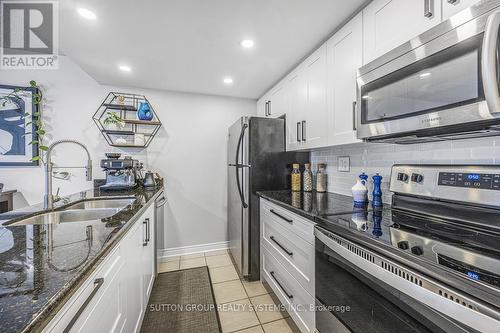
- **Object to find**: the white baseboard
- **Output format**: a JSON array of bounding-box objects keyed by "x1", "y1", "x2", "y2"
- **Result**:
[{"x1": 158, "y1": 241, "x2": 229, "y2": 259}]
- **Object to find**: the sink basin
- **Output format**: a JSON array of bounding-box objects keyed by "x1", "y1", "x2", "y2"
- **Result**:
[
  {"x1": 7, "y1": 208, "x2": 121, "y2": 226},
  {"x1": 6, "y1": 197, "x2": 136, "y2": 226},
  {"x1": 64, "y1": 198, "x2": 136, "y2": 210}
]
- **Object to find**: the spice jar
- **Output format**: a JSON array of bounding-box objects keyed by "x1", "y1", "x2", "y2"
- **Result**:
[
  {"x1": 316, "y1": 163, "x2": 327, "y2": 193},
  {"x1": 291, "y1": 163, "x2": 301, "y2": 192},
  {"x1": 303, "y1": 163, "x2": 313, "y2": 192}
]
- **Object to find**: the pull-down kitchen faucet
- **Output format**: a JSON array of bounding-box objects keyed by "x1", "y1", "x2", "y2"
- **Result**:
[{"x1": 44, "y1": 140, "x2": 93, "y2": 209}]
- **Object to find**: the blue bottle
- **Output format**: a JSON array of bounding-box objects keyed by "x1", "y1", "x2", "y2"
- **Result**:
[
  {"x1": 372, "y1": 173, "x2": 383, "y2": 207},
  {"x1": 137, "y1": 102, "x2": 153, "y2": 121}
]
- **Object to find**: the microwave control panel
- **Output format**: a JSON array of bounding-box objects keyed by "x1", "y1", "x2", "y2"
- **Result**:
[{"x1": 438, "y1": 172, "x2": 500, "y2": 191}]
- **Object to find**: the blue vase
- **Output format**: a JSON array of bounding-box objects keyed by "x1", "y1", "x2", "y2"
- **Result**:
[{"x1": 137, "y1": 102, "x2": 153, "y2": 121}]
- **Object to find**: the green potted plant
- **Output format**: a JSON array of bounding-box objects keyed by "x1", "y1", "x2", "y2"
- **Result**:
[{"x1": 103, "y1": 111, "x2": 125, "y2": 130}]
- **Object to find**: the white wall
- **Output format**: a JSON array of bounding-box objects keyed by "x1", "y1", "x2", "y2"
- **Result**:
[
  {"x1": 0, "y1": 56, "x2": 256, "y2": 249},
  {"x1": 311, "y1": 138, "x2": 500, "y2": 203}
]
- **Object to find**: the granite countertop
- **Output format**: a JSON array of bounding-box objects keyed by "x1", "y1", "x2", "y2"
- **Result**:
[{"x1": 0, "y1": 185, "x2": 163, "y2": 333}]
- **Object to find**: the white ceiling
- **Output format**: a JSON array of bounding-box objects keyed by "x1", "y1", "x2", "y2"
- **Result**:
[{"x1": 60, "y1": 0, "x2": 367, "y2": 99}]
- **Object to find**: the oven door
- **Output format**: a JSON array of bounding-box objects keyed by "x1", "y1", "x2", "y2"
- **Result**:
[
  {"x1": 356, "y1": 9, "x2": 500, "y2": 140},
  {"x1": 314, "y1": 227, "x2": 500, "y2": 333}
]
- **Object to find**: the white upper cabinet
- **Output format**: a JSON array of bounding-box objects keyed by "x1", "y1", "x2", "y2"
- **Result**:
[
  {"x1": 286, "y1": 66, "x2": 307, "y2": 151},
  {"x1": 268, "y1": 83, "x2": 287, "y2": 118},
  {"x1": 326, "y1": 13, "x2": 363, "y2": 146},
  {"x1": 442, "y1": 0, "x2": 481, "y2": 21},
  {"x1": 258, "y1": 82, "x2": 286, "y2": 118},
  {"x1": 302, "y1": 44, "x2": 328, "y2": 149},
  {"x1": 363, "y1": 0, "x2": 442, "y2": 64}
]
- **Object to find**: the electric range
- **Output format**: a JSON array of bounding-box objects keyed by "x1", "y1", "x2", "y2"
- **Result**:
[{"x1": 315, "y1": 165, "x2": 500, "y2": 333}]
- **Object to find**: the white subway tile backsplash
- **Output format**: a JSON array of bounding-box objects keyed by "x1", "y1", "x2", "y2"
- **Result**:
[{"x1": 310, "y1": 139, "x2": 499, "y2": 204}]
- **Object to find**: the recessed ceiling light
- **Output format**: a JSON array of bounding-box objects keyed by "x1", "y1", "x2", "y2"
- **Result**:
[
  {"x1": 119, "y1": 65, "x2": 132, "y2": 72},
  {"x1": 223, "y1": 77, "x2": 233, "y2": 85},
  {"x1": 419, "y1": 72, "x2": 431, "y2": 78},
  {"x1": 240, "y1": 39, "x2": 255, "y2": 49},
  {"x1": 77, "y1": 8, "x2": 97, "y2": 20}
]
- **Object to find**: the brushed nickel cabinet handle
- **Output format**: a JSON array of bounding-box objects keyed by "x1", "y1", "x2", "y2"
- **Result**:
[
  {"x1": 64, "y1": 278, "x2": 104, "y2": 333},
  {"x1": 424, "y1": 0, "x2": 434, "y2": 18}
]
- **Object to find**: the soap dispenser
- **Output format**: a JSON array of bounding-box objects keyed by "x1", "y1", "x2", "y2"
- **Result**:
[{"x1": 352, "y1": 173, "x2": 368, "y2": 206}]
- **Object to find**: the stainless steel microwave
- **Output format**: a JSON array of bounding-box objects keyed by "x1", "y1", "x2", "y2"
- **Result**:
[{"x1": 356, "y1": 0, "x2": 500, "y2": 143}]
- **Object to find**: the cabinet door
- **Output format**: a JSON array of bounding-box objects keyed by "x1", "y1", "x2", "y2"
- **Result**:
[
  {"x1": 442, "y1": 0, "x2": 480, "y2": 20},
  {"x1": 327, "y1": 13, "x2": 363, "y2": 146},
  {"x1": 286, "y1": 67, "x2": 307, "y2": 151},
  {"x1": 75, "y1": 260, "x2": 127, "y2": 333},
  {"x1": 124, "y1": 222, "x2": 145, "y2": 333},
  {"x1": 141, "y1": 208, "x2": 155, "y2": 307},
  {"x1": 303, "y1": 45, "x2": 328, "y2": 149},
  {"x1": 363, "y1": 0, "x2": 442, "y2": 64},
  {"x1": 268, "y1": 84, "x2": 286, "y2": 118}
]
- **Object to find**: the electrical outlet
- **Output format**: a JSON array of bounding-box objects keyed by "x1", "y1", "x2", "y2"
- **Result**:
[{"x1": 338, "y1": 156, "x2": 350, "y2": 172}]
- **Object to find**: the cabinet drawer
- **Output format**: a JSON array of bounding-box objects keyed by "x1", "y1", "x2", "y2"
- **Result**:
[
  {"x1": 262, "y1": 217, "x2": 314, "y2": 295},
  {"x1": 260, "y1": 199, "x2": 315, "y2": 244},
  {"x1": 262, "y1": 246, "x2": 315, "y2": 333},
  {"x1": 44, "y1": 245, "x2": 123, "y2": 332}
]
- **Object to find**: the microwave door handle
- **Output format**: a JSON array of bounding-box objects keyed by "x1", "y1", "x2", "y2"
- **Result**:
[{"x1": 482, "y1": 10, "x2": 500, "y2": 114}]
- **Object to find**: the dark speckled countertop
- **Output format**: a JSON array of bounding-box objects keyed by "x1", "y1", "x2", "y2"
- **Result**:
[{"x1": 0, "y1": 186, "x2": 163, "y2": 333}]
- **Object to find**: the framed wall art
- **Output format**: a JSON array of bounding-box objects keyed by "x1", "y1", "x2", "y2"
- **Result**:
[{"x1": 0, "y1": 84, "x2": 40, "y2": 166}]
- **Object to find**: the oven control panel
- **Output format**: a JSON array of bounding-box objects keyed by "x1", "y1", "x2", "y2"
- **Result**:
[
  {"x1": 438, "y1": 172, "x2": 500, "y2": 191},
  {"x1": 390, "y1": 165, "x2": 500, "y2": 208}
]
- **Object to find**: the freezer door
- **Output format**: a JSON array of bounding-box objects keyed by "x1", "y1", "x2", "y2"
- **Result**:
[{"x1": 227, "y1": 117, "x2": 250, "y2": 277}]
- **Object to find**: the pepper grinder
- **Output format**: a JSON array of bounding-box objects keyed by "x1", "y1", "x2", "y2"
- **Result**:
[{"x1": 372, "y1": 173, "x2": 383, "y2": 207}]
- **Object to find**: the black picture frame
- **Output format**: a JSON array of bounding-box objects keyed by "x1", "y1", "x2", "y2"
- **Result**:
[{"x1": 0, "y1": 84, "x2": 40, "y2": 166}]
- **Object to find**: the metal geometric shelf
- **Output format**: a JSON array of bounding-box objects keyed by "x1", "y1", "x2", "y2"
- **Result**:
[{"x1": 93, "y1": 92, "x2": 162, "y2": 148}]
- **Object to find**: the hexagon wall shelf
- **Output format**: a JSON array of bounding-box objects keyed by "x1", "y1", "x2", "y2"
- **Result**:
[{"x1": 93, "y1": 92, "x2": 162, "y2": 148}]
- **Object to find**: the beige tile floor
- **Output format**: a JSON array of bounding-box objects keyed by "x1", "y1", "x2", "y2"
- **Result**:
[{"x1": 158, "y1": 250, "x2": 301, "y2": 333}]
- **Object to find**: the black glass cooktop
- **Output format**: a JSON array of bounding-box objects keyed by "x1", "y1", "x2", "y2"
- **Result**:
[{"x1": 317, "y1": 203, "x2": 500, "y2": 290}]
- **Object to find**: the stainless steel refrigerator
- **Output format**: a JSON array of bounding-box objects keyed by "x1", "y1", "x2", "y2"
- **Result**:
[{"x1": 227, "y1": 116, "x2": 309, "y2": 281}]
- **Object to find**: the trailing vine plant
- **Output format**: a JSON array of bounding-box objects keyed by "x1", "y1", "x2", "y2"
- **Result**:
[{"x1": 0, "y1": 80, "x2": 47, "y2": 164}]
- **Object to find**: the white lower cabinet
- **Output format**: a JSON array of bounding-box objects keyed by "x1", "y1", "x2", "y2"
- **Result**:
[
  {"x1": 44, "y1": 203, "x2": 156, "y2": 333},
  {"x1": 260, "y1": 199, "x2": 315, "y2": 333}
]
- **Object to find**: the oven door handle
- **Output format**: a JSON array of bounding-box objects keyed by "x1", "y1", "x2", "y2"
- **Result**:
[{"x1": 482, "y1": 10, "x2": 500, "y2": 114}]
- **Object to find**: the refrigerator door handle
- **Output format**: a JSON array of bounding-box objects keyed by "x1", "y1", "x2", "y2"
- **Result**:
[{"x1": 235, "y1": 123, "x2": 249, "y2": 208}]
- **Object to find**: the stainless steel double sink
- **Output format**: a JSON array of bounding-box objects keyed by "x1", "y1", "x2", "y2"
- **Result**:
[{"x1": 7, "y1": 197, "x2": 136, "y2": 226}]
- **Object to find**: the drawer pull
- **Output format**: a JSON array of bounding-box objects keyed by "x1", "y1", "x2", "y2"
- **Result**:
[
  {"x1": 270, "y1": 271, "x2": 293, "y2": 299},
  {"x1": 270, "y1": 236, "x2": 293, "y2": 256},
  {"x1": 269, "y1": 209, "x2": 293, "y2": 223},
  {"x1": 143, "y1": 220, "x2": 148, "y2": 246},
  {"x1": 64, "y1": 277, "x2": 105, "y2": 333}
]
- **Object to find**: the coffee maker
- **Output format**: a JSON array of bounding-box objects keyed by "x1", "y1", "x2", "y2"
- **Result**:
[{"x1": 100, "y1": 155, "x2": 141, "y2": 191}]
